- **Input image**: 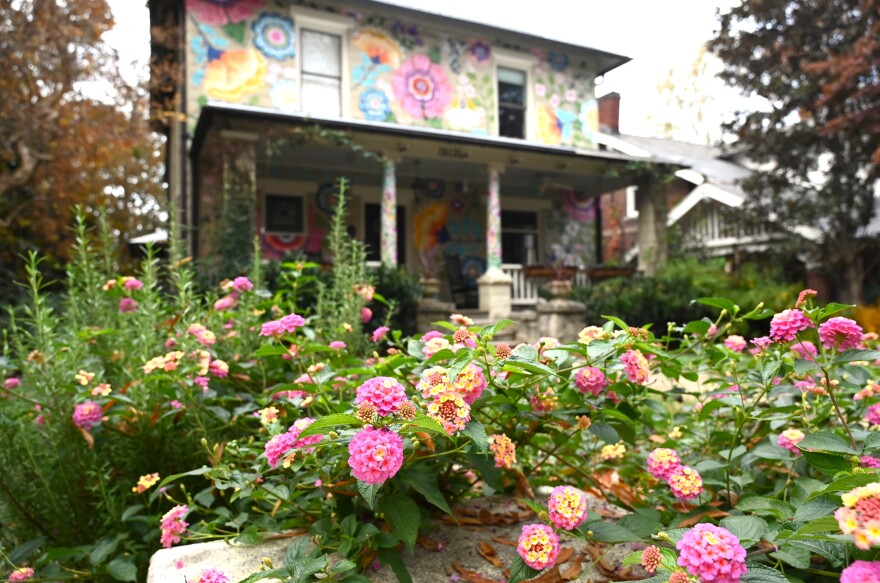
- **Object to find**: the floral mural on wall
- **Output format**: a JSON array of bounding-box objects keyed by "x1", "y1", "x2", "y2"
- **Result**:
[
  {"x1": 185, "y1": 0, "x2": 599, "y2": 145},
  {"x1": 533, "y1": 50, "x2": 599, "y2": 148},
  {"x1": 187, "y1": 0, "x2": 298, "y2": 127},
  {"x1": 348, "y1": 17, "x2": 495, "y2": 134}
]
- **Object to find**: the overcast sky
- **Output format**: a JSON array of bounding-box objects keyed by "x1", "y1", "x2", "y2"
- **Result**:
[{"x1": 106, "y1": 0, "x2": 741, "y2": 143}]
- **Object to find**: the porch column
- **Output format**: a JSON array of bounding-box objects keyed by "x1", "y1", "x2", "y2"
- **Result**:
[
  {"x1": 477, "y1": 164, "x2": 512, "y2": 320},
  {"x1": 635, "y1": 175, "x2": 668, "y2": 276},
  {"x1": 380, "y1": 156, "x2": 398, "y2": 266}
]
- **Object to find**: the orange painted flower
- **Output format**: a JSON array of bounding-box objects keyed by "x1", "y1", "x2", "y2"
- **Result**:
[
  {"x1": 354, "y1": 28, "x2": 401, "y2": 68},
  {"x1": 204, "y1": 49, "x2": 267, "y2": 102},
  {"x1": 538, "y1": 103, "x2": 561, "y2": 145}
]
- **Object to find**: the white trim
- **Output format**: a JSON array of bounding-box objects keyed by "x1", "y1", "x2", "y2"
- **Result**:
[
  {"x1": 594, "y1": 133, "x2": 652, "y2": 158},
  {"x1": 493, "y1": 48, "x2": 538, "y2": 141},
  {"x1": 667, "y1": 183, "x2": 744, "y2": 225},
  {"x1": 291, "y1": 7, "x2": 354, "y2": 118},
  {"x1": 625, "y1": 185, "x2": 639, "y2": 219},
  {"x1": 674, "y1": 168, "x2": 704, "y2": 185}
]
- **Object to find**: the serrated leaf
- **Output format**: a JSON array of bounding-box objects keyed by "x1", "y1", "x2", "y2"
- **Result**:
[
  {"x1": 463, "y1": 420, "x2": 489, "y2": 453},
  {"x1": 736, "y1": 497, "x2": 794, "y2": 521},
  {"x1": 770, "y1": 544, "x2": 811, "y2": 569},
  {"x1": 378, "y1": 547, "x2": 413, "y2": 583},
  {"x1": 511, "y1": 344, "x2": 538, "y2": 361},
  {"x1": 793, "y1": 496, "x2": 839, "y2": 521},
  {"x1": 789, "y1": 516, "x2": 840, "y2": 538},
  {"x1": 90, "y1": 534, "x2": 124, "y2": 565},
  {"x1": 740, "y1": 563, "x2": 793, "y2": 583},
  {"x1": 106, "y1": 557, "x2": 138, "y2": 582},
  {"x1": 695, "y1": 297, "x2": 737, "y2": 314},
  {"x1": 399, "y1": 468, "x2": 451, "y2": 514},
  {"x1": 358, "y1": 480, "x2": 381, "y2": 510},
  {"x1": 466, "y1": 452, "x2": 503, "y2": 491},
  {"x1": 400, "y1": 415, "x2": 445, "y2": 435},
  {"x1": 833, "y1": 349, "x2": 880, "y2": 365},
  {"x1": 447, "y1": 348, "x2": 475, "y2": 380},
  {"x1": 253, "y1": 344, "x2": 292, "y2": 357},
  {"x1": 793, "y1": 358, "x2": 819, "y2": 375},
  {"x1": 810, "y1": 472, "x2": 880, "y2": 498},
  {"x1": 802, "y1": 451, "x2": 853, "y2": 474},
  {"x1": 379, "y1": 494, "x2": 421, "y2": 553},
  {"x1": 9, "y1": 537, "x2": 45, "y2": 564},
  {"x1": 589, "y1": 422, "x2": 620, "y2": 444},
  {"x1": 296, "y1": 414, "x2": 360, "y2": 439},
  {"x1": 720, "y1": 516, "x2": 768, "y2": 547},
  {"x1": 620, "y1": 550, "x2": 642, "y2": 567},
  {"x1": 507, "y1": 554, "x2": 542, "y2": 583},
  {"x1": 582, "y1": 519, "x2": 641, "y2": 542},
  {"x1": 787, "y1": 539, "x2": 845, "y2": 567},
  {"x1": 797, "y1": 431, "x2": 856, "y2": 455}
]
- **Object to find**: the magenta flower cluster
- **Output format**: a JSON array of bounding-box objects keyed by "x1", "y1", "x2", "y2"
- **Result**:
[
  {"x1": 264, "y1": 418, "x2": 322, "y2": 468},
  {"x1": 574, "y1": 366, "x2": 607, "y2": 396},
  {"x1": 160, "y1": 505, "x2": 190, "y2": 548},
  {"x1": 347, "y1": 426, "x2": 404, "y2": 484},
  {"x1": 841, "y1": 560, "x2": 880, "y2": 583},
  {"x1": 354, "y1": 377, "x2": 408, "y2": 417},
  {"x1": 676, "y1": 523, "x2": 747, "y2": 583},
  {"x1": 817, "y1": 317, "x2": 863, "y2": 351},
  {"x1": 769, "y1": 309, "x2": 812, "y2": 342},
  {"x1": 260, "y1": 313, "x2": 306, "y2": 336},
  {"x1": 73, "y1": 401, "x2": 103, "y2": 430}
]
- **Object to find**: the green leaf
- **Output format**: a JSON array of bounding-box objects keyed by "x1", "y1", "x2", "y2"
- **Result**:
[
  {"x1": 9, "y1": 537, "x2": 45, "y2": 564},
  {"x1": 511, "y1": 344, "x2": 538, "y2": 361},
  {"x1": 507, "y1": 554, "x2": 542, "y2": 583},
  {"x1": 720, "y1": 516, "x2": 769, "y2": 547},
  {"x1": 601, "y1": 314, "x2": 630, "y2": 330},
  {"x1": 253, "y1": 344, "x2": 293, "y2": 357},
  {"x1": 810, "y1": 472, "x2": 880, "y2": 498},
  {"x1": 378, "y1": 547, "x2": 413, "y2": 583},
  {"x1": 833, "y1": 349, "x2": 880, "y2": 365},
  {"x1": 297, "y1": 414, "x2": 360, "y2": 439},
  {"x1": 816, "y1": 302, "x2": 854, "y2": 320},
  {"x1": 787, "y1": 539, "x2": 845, "y2": 567},
  {"x1": 399, "y1": 415, "x2": 445, "y2": 435},
  {"x1": 582, "y1": 519, "x2": 641, "y2": 542},
  {"x1": 424, "y1": 348, "x2": 456, "y2": 365},
  {"x1": 90, "y1": 534, "x2": 124, "y2": 565},
  {"x1": 793, "y1": 497, "x2": 839, "y2": 521},
  {"x1": 358, "y1": 480, "x2": 381, "y2": 510},
  {"x1": 863, "y1": 431, "x2": 880, "y2": 451},
  {"x1": 802, "y1": 451, "x2": 853, "y2": 474},
  {"x1": 797, "y1": 431, "x2": 857, "y2": 455},
  {"x1": 466, "y1": 452, "x2": 503, "y2": 491},
  {"x1": 620, "y1": 551, "x2": 643, "y2": 567},
  {"x1": 761, "y1": 359, "x2": 782, "y2": 384},
  {"x1": 770, "y1": 544, "x2": 811, "y2": 569},
  {"x1": 589, "y1": 422, "x2": 620, "y2": 444},
  {"x1": 481, "y1": 319, "x2": 514, "y2": 338},
  {"x1": 447, "y1": 348, "x2": 475, "y2": 380},
  {"x1": 740, "y1": 563, "x2": 793, "y2": 583},
  {"x1": 502, "y1": 357, "x2": 555, "y2": 376},
  {"x1": 291, "y1": 555, "x2": 328, "y2": 583},
  {"x1": 695, "y1": 297, "x2": 738, "y2": 314},
  {"x1": 106, "y1": 557, "x2": 138, "y2": 582},
  {"x1": 793, "y1": 358, "x2": 819, "y2": 375},
  {"x1": 463, "y1": 420, "x2": 489, "y2": 453},
  {"x1": 222, "y1": 22, "x2": 247, "y2": 43},
  {"x1": 157, "y1": 466, "x2": 212, "y2": 489},
  {"x1": 399, "y1": 468, "x2": 451, "y2": 514},
  {"x1": 236, "y1": 567, "x2": 293, "y2": 583},
  {"x1": 735, "y1": 497, "x2": 794, "y2": 521},
  {"x1": 379, "y1": 494, "x2": 421, "y2": 553},
  {"x1": 789, "y1": 516, "x2": 840, "y2": 538}
]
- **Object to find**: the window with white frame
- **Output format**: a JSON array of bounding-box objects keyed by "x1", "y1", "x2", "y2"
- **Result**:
[
  {"x1": 265, "y1": 194, "x2": 305, "y2": 234},
  {"x1": 498, "y1": 67, "x2": 526, "y2": 139},
  {"x1": 301, "y1": 29, "x2": 342, "y2": 116}
]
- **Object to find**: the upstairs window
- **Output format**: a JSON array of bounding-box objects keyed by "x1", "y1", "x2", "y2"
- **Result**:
[
  {"x1": 498, "y1": 67, "x2": 526, "y2": 139},
  {"x1": 301, "y1": 29, "x2": 342, "y2": 116}
]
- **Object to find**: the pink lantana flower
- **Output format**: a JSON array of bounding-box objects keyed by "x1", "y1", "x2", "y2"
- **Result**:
[
  {"x1": 193, "y1": 568, "x2": 230, "y2": 583},
  {"x1": 574, "y1": 366, "x2": 607, "y2": 396},
  {"x1": 123, "y1": 277, "x2": 144, "y2": 291},
  {"x1": 73, "y1": 401, "x2": 103, "y2": 430},
  {"x1": 329, "y1": 340, "x2": 347, "y2": 350},
  {"x1": 621, "y1": 349, "x2": 650, "y2": 384},
  {"x1": 769, "y1": 309, "x2": 813, "y2": 342},
  {"x1": 160, "y1": 505, "x2": 190, "y2": 548},
  {"x1": 724, "y1": 335, "x2": 747, "y2": 352},
  {"x1": 547, "y1": 486, "x2": 588, "y2": 530},
  {"x1": 777, "y1": 428, "x2": 806, "y2": 454},
  {"x1": 866, "y1": 403, "x2": 880, "y2": 426},
  {"x1": 231, "y1": 276, "x2": 253, "y2": 293},
  {"x1": 347, "y1": 426, "x2": 404, "y2": 484},
  {"x1": 647, "y1": 448, "x2": 682, "y2": 481},
  {"x1": 118, "y1": 297, "x2": 138, "y2": 313},
  {"x1": 355, "y1": 377, "x2": 407, "y2": 417},
  {"x1": 360, "y1": 306, "x2": 373, "y2": 323},
  {"x1": 676, "y1": 523, "x2": 747, "y2": 583},
  {"x1": 818, "y1": 317, "x2": 863, "y2": 351},
  {"x1": 842, "y1": 560, "x2": 880, "y2": 583},
  {"x1": 5, "y1": 377, "x2": 21, "y2": 390},
  {"x1": 371, "y1": 326, "x2": 390, "y2": 342},
  {"x1": 214, "y1": 296, "x2": 237, "y2": 311},
  {"x1": 668, "y1": 466, "x2": 703, "y2": 500},
  {"x1": 8, "y1": 567, "x2": 35, "y2": 582},
  {"x1": 517, "y1": 524, "x2": 560, "y2": 570}
]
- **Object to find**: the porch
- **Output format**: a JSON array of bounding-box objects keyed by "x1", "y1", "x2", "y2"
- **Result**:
[{"x1": 189, "y1": 103, "x2": 668, "y2": 319}]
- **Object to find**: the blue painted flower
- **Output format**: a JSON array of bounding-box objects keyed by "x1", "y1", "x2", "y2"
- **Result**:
[
  {"x1": 547, "y1": 51, "x2": 569, "y2": 72},
  {"x1": 252, "y1": 13, "x2": 296, "y2": 61},
  {"x1": 554, "y1": 107, "x2": 577, "y2": 142},
  {"x1": 358, "y1": 88, "x2": 391, "y2": 121}
]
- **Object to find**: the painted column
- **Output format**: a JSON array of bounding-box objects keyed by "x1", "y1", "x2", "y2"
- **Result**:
[
  {"x1": 477, "y1": 164, "x2": 512, "y2": 321},
  {"x1": 380, "y1": 158, "x2": 398, "y2": 266},
  {"x1": 486, "y1": 165, "x2": 503, "y2": 270}
]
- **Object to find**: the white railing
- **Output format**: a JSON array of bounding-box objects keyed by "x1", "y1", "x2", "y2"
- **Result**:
[{"x1": 502, "y1": 263, "x2": 540, "y2": 306}]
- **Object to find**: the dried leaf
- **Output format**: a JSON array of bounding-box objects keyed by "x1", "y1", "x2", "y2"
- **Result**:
[
  {"x1": 678, "y1": 509, "x2": 730, "y2": 528},
  {"x1": 556, "y1": 547, "x2": 574, "y2": 564},
  {"x1": 491, "y1": 536, "x2": 517, "y2": 547},
  {"x1": 452, "y1": 560, "x2": 504, "y2": 583},
  {"x1": 77, "y1": 425, "x2": 95, "y2": 450},
  {"x1": 477, "y1": 541, "x2": 505, "y2": 568}
]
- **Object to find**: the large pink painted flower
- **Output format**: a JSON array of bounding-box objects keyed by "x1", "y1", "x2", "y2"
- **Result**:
[
  {"x1": 392, "y1": 54, "x2": 452, "y2": 119},
  {"x1": 186, "y1": 0, "x2": 263, "y2": 26}
]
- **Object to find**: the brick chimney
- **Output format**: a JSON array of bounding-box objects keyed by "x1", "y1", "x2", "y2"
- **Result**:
[{"x1": 598, "y1": 92, "x2": 620, "y2": 134}]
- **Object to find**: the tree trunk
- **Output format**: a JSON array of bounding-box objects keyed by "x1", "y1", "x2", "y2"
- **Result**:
[{"x1": 841, "y1": 256, "x2": 865, "y2": 305}]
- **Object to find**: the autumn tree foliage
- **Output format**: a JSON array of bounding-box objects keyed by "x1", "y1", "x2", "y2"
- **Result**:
[
  {"x1": 710, "y1": 0, "x2": 880, "y2": 304},
  {"x1": 0, "y1": 0, "x2": 164, "y2": 295}
]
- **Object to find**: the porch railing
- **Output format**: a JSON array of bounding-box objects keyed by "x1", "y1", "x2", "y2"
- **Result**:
[{"x1": 502, "y1": 264, "x2": 540, "y2": 306}]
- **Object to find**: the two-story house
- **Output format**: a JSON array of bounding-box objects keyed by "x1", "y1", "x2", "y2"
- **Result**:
[{"x1": 149, "y1": 0, "x2": 670, "y2": 319}]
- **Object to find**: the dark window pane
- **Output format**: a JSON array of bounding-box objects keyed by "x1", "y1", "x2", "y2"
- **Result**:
[
  {"x1": 502, "y1": 210, "x2": 538, "y2": 230},
  {"x1": 498, "y1": 81, "x2": 525, "y2": 106},
  {"x1": 266, "y1": 195, "x2": 304, "y2": 233},
  {"x1": 501, "y1": 232, "x2": 538, "y2": 265},
  {"x1": 364, "y1": 203, "x2": 406, "y2": 264},
  {"x1": 499, "y1": 107, "x2": 525, "y2": 138}
]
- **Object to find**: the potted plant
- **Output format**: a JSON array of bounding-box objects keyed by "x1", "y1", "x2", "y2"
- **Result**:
[{"x1": 418, "y1": 247, "x2": 443, "y2": 300}]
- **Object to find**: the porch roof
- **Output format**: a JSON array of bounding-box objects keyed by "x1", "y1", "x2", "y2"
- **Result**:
[{"x1": 192, "y1": 102, "x2": 664, "y2": 195}]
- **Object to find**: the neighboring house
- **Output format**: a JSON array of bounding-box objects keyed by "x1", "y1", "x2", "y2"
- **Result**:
[
  {"x1": 148, "y1": 0, "x2": 672, "y2": 318},
  {"x1": 595, "y1": 93, "x2": 782, "y2": 265}
]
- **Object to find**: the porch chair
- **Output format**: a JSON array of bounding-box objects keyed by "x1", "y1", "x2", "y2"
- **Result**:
[{"x1": 443, "y1": 253, "x2": 479, "y2": 309}]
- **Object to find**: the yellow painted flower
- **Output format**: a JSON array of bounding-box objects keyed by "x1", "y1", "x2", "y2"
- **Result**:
[
  {"x1": 204, "y1": 49, "x2": 267, "y2": 102},
  {"x1": 354, "y1": 28, "x2": 401, "y2": 68}
]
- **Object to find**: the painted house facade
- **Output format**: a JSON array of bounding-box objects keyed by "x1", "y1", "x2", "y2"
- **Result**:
[{"x1": 150, "y1": 0, "x2": 669, "y2": 318}]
